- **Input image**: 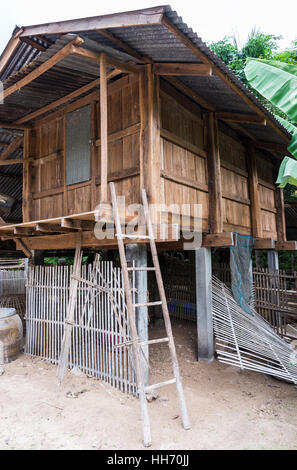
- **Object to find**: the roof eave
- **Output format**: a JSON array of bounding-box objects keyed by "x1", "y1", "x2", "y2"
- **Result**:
[
  {"x1": 0, "y1": 27, "x2": 23, "y2": 75},
  {"x1": 20, "y1": 5, "x2": 168, "y2": 37}
]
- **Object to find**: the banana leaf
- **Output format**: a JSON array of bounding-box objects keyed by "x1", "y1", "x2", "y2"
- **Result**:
[
  {"x1": 245, "y1": 58, "x2": 297, "y2": 122},
  {"x1": 288, "y1": 133, "x2": 297, "y2": 158},
  {"x1": 276, "y1": 156, "x2": 297, "y2": 187},
  {"x1": 276, "y1": 116, "x2": 297, "y2": 135},
  {"x1": 276, "y1": 116, "x2": 297, "y2": 159}
]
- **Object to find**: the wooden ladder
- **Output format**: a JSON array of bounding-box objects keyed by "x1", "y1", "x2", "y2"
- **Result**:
[{"x1": 110, "y1": 182, "x2": 190, "y2": 447}]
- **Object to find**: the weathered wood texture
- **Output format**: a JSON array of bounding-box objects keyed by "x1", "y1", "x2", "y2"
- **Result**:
[
  {"x1": 28, "y1": 74, "x2": 141, "y2": 221},
  {"x1": 220, "y1": 130, "x2": 251, "y2": 235},
  {"x1": 256, "y1": 149, "x2": 277, "y2": 239},
  {"x1": 96, "y1": 74, "x2": 141, "y2": 207},
  {"x1": 22, "y1": 68, "x2": 281, "y2": 247},
  {"x1": 159, "y1": 81, "x2": 208, "y2": 230}
]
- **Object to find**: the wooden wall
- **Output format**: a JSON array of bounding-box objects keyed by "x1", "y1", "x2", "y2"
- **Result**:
[
  {"x1": 95, "y1": 74, "x2": 140, "y2": 208},
  {"x1": 256, "y1": 150, "x2": 277, "y2": 239},
  {"x1": 158, "y1": 79, "x2": 278, "y2": 239},
  {"x1": 219, "y1": 129, "x2": 251, "y2": 235},
  {"x1": 24, "y1": 70, "x2": 279, "y2": 242},
  {"x1": 26, "y1": 75, "x2": 141, "y2": 222},
  {"x1": 159, "y1": 80, "x2": 208, "y2": 231}
]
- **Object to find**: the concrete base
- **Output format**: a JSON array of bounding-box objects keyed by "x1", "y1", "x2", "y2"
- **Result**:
[
  {"x1": 195, "y1": 247, "x2": 214, "y2": 362},
  {"x1": 126, "y1": 244, "x2": 149, "y2": 385}
]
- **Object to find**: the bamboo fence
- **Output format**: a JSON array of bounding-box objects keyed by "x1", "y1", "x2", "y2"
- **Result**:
[{"x1": 25, "y1": 262, "x2": 137, "y2": 394}]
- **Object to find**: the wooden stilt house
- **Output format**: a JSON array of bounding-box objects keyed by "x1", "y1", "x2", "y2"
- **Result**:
[
  {"x1": 0, "y1": 5, "x2": 295, "y2": 255},
  {"x1": 0, "y1": 5, "x2": 296, "y2": 385}
]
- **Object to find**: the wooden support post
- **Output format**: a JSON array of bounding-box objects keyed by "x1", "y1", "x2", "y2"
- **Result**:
[
  {"x1": 275, "y1": 188, "x2": 287, "y2": 243},
  {"x1": 126, "y1": 244, "x2": 149, "y2": 385},
  {"x1": 267, "y1": 250, "x2": 281, "y2": 329},
  {"x1": 255, "y1": 251, "x2": 263, "y2": 268},
  {"x1": 91, "y1": 100, "x2": 98, "y2": 210},
  {"x1": 268, "y1": 250, "x2": 279, "y2": 271},
  {"x1": 15, "y1": 238, "x2": 32, "y2": 259},
  {"x1": 195, "y1": 247, "x2": 214, "y2": 362},
  {"x1": 30, "y1": 249, "x2": 44, "y2": 266},
  {"x1": 247, "y1": 143, "x2": 263, "y2": 239},
  {"x1": 100, "y1": 53, "x2": 108, "y2": 202},
  {"x1": 204, "y1": 112, "x2": 223, "y2": 234},
  {"x1": 140, "y1": 65, "x2": 161, "y2": 214},
  {"x1": 22, "y1": 129, "x2": 31, "y2": 222}
]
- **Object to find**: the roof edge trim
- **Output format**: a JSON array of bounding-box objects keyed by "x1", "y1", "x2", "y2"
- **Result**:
[
  {"x1": 20, "y1": 5, "x2": 167, "y2": 37},
  {"x1": 0, "y1": 27, "x2": 23, "y2": 74}
]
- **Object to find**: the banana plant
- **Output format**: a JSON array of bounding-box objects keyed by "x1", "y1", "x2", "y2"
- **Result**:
[{"x1": 245, "y1": 58, "x2": 297, "y2": 187}]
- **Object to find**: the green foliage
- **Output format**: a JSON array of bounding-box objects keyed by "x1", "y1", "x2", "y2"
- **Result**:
[
  {"x1": 253, "y1": 250, "x2": 297, "y2": 270},
  {"x1": 210, "y1": 30, "x2": 297, "y2": 190},
  {"x1": 44, "y1": 255, "x2": 89, "y2": 265},
  {"x1": 242, "y1": 29, "x2": 280, "y2": 60},
  {"x1": 278, "y1": 251, "x2": 297, "y2": 270},
  {"x1": 284, "y1": 184, "x2": 297, "y2": 202},
  {"x1": 209, "y1": 32, "x2": 297, "y2": 117},
  {"x1": 245, "y1": 58, "x2": 297, "y2": 123},
  {"x1": 274, "y1": 41, "x2": 297, "y2": 65},
  {"x1": 245, "y1": 58, "x2": 297, "y2": 188},
  {"x1": 209, "y1": 37, "x2": 239, "y2": 67},
  {"x1": 209, "y1": 29, "x2": 281, "y2": 85}
]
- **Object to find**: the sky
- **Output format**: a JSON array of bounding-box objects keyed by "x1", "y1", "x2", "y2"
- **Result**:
[{"x1": 0, "y1": 0, "x2": 297, "y2": 55}]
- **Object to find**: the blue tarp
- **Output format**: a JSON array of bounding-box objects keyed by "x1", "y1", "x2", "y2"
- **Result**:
[{"x1": 230, "y1": 233, "x2": 254, "y2": 314}]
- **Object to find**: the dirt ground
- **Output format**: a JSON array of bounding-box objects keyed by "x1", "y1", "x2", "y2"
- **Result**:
[{"x1": 0, "y1": 320, "x2": 297, "y2": 450}]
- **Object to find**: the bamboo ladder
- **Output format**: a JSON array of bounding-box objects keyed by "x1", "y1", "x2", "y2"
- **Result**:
[{"x1": 110, "y1": 182, "x2": 190, "y2": 447}]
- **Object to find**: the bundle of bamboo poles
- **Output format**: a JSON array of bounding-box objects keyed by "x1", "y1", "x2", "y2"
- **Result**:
[{"x1": 212, "y1": 277, "x2": 297, "y2": 385}]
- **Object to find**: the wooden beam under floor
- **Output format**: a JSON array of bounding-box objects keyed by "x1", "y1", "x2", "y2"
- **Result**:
[
  {"x1": 36, "y1": 223, "x2": 77, "y2": 234},
  {"x1": 254, "y1": 238, "x2": 276, "y2": 250},
  {"x1": 61, "y1": 218, "x2": 95, "y2": 231},
  {"x1": 275, "y1": 241, "x2": 297, "y2": 251}
]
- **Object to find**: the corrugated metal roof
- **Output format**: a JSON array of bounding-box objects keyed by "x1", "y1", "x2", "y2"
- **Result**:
[
  {"x1": 0, "y1": 34, "x2": 129, "y2": 123},
  {"x1": 0, "y1": 128, "x2": 23, "y2": 222},
  {"x1": 0, "y1": 27, "x2": 50, "y2": 82},
  {"x1": 163, "y1": 7, "x2": 292, "y2": 142},
  {"x1": 0, "y1": 7, "x2": 291, "y2": 145}
]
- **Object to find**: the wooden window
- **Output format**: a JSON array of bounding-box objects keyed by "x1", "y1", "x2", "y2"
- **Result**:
[{"x1": 66, "y1": 105, "x2": 91, "y2": 185}]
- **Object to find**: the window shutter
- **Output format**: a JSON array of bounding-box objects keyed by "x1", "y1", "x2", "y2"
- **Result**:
[{"x1": 66, "y1": 105, "x2": 91, "y2": 185}]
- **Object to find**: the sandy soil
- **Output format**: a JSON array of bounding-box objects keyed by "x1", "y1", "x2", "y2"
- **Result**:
[{"x1": 0, "y1": 320, "x2": 297, "y2": 450}]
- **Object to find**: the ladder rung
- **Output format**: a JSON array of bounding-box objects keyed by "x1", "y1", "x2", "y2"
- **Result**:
[
  {"x1": 127, "y1": 267, "x2": 156, "y2": 272},
  {"x1": 140, "y1": 337, "x2": 169, "y2": 346},
  {"x1": 145, "y1": 378, "x2": 177, "y2": 392},
  {"x1": 133, "y1": 301, "x2": 162, "y2": 308},
  {"x1": 114, "y1": 337, "x2": 169, "y2": 349}
]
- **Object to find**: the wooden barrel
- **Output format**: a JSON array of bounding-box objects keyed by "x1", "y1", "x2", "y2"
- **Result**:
[{"x1": 0, "y1": 308, "x2": 23, "y2": 364}]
